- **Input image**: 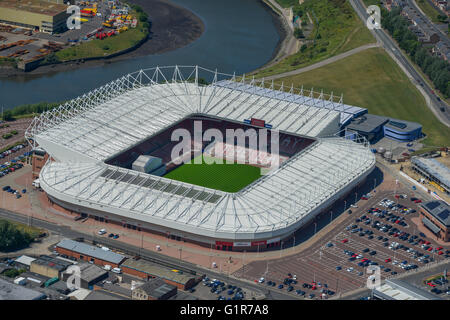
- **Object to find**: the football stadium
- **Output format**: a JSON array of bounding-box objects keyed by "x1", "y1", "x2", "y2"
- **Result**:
[{"x1": 25, "y1": 66, "x2": 376, "y2": 251}]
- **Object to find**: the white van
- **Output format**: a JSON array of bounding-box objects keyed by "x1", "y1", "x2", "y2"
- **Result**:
[
  {"x1": 103, "y1": 265, "x2": 112, "y2": 271},
  {"x1": 112, "y1": 267, "x2": 121, "y2": 274}
]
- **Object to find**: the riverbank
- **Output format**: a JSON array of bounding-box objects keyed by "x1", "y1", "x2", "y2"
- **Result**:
[
  {"x1": 253, "y1": 0, "x2": 296, "y2": 74},
  {"x1": 0, "y1": 0, "x2": 204, "y2": 78}
]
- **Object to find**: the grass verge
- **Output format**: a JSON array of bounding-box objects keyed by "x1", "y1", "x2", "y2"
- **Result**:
[{"x1": 254, "y1": 0, "x2": 375, "y2": 78}]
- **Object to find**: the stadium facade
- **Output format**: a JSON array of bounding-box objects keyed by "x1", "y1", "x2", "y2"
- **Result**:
[{"x1": 26, "y1": 66, "x2": 376, "y2": 251}]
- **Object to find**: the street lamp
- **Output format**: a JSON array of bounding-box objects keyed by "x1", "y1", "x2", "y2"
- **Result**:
[
  {"x1": 344, "y1": 200, "x2": 347, "y2": 211},
  {"x1": 314, "y1": 222, "x2": 317, "y2": 235},
  {"x1": 330, "y1": 210, "x2": 333, "y2": 223}
]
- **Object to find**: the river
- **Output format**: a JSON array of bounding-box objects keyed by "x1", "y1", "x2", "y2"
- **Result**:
[{"x1": 0, "y1": 0, "x2": 281, "y2": 109}]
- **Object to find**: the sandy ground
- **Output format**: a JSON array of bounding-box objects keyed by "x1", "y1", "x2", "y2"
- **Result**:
[{"x1": 0, "y1": 0, "x2": 205, "y2": 78}]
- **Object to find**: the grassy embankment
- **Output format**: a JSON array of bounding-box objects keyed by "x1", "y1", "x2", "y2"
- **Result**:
[
  {"x1": 52, "y1": 7, "x2": 149, "y2": 62},
  {"x1": 255, "y1": 0, "x2": 375, "y2": 77},
  {"x1": 416, "y1": 0, "x2": 447, "y2": 24},
  {"x1": 0, "y1": 58, "x2": 18, "y2": 68},
  {"x1": 272, "y1": 48, "x2": 450, "y2": 147}
]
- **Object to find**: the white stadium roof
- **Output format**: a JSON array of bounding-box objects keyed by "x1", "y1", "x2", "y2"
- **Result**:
[{"x1": 26, "y1": 66, "x2": 375, "y2": 242}]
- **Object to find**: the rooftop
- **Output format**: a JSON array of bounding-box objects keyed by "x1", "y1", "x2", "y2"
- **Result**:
[
  {"x1": 0, "y1": 0, "x2": 68, "y2": 16},
  {"x1": 412, "y1": 156, "x2": 450, "y2": 190},
  {"x1": 69, "y1": 262, "x2": 108, "y2": 283},
  {"x1": 346, "y1": 114, "x2": 389, "y2": 134},
  {"x1": 0, "y1": 278, "x2": 46, "y2": 300},
  {"x1": 56, "y1": 239, "x2": 125, "y2": 265},
  {"x1": 14, "y1": 255, "x2": 36, "y2": 267},
  {"x1": 374, "y1": 279, "x2": 443, "y2": 300},
  {"x1": 135, "y1": 278, "x2": 177, "y2": 299},
  {"x1": 421, "y1": 200, "x2": 450, "y2": 227},
  {"x1": 31, "y1": 255, "x2": 71, "y2": 272},
  {"x1": 122, "y1": 259, "x2": 195, "y2": 285},
  {"x1": 384, "y1": 118, "x2": 422, "y2": 133}
]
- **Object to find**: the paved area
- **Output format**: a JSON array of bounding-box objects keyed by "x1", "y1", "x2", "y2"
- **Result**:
[
  {"x1": 0, "y1": 161, "x2": 448, "y2": 299},
  {"x1": 230, "y1": 165, "x2": 449, "y2": 299},
  {"x1": 0, "y1": 32, "x2": 54, "y2": 62}
]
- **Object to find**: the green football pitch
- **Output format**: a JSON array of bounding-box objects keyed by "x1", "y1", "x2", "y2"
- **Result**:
[{"x1": 163, "y1": 155, "x2": 262, "y2": 193}]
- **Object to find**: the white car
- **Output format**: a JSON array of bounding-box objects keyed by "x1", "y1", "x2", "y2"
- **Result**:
[
  {"x1": 350, "y1": 204, "x2": 358, "y2": 208},
  {"x1": 98, "y1": 229, "x2": 107, "y2": 235},
  {"x1": 258, "y1": 277, "x2": 265, "y2": 283},
  {"x1": 356, "y1": 254, "x2": 363, "y2": 259},
  {"x1": 347, "y1": 267, "x2": 354, "y2": 272}
]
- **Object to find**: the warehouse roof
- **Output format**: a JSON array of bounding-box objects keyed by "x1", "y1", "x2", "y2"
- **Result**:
[
  {"x1": 56, "y1": 239, "x2": 125, "y2": 265},
  {"x1": 136, "y1": 278, "x2": 176, "y2": 299},
  {"x1": 0, "y1": 278, "x2": 46, "y2": 300},
  {"x1": 31, "y1": 255, "x2": 71, "y2": 272},
  {"x1": 70, "y1": 263, "x2": 108, "y2": 283},
  {"x1": 421, "y1": 200, "x2": 450, "y2": 227},
  {"x1": 14, "y1": 255, "x2": 36, "y2": 267},
  {"x1": 0, "y1": 0, "x2": 68, "y2": 16},
  {"x1": 122, "y1": 259, "x2": 195, "y2": 285},
  {"x1": 374, "y1": 279, "x2": 443, "y2": 300},
  {"x1": 412, "y1": 157, "x2": 450, "y2": 190}
]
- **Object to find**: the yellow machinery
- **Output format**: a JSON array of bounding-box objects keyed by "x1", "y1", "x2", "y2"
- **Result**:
[
  {"x1": 430, "y1": 181, "x2": 445, "y2": 192},
  {"x1": 116, "y1": 26, "x2": 128, "y2": 33}
]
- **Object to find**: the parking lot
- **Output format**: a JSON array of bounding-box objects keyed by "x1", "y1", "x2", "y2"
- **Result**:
[{"x1": 233, "y1": 172, "x2": 450, "y2": 299}]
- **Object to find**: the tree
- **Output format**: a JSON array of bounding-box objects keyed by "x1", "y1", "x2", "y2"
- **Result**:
[
  {"x1": 294, "y1": 28, "x2": 304, "y2": 39},
  {"x1": 2, "y1": 110, "x2": 13, "y2": 121}
]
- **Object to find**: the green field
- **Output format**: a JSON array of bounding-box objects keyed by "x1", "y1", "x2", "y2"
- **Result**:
[
  {"x1": 275, "y1": 47, "x2": 450, "y2": 147},
  {"x1": 55, "y1": 26, "x2": 148, "y2": 62},
  {"x1": 164, "y1": 155, "x2": 262, "y2": 193},
  {"x1": 254, "y1": 0, "x2": 375, "y2": 78}
]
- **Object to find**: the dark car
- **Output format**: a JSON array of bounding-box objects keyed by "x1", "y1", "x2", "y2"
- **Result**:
[{"x1": 369, "y1": 251, "x2": 377, "y2": 256}]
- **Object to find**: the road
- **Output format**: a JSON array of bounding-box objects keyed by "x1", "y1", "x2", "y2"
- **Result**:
[
  {"x1": 409, "y1": 0, "x2": 449, "y2": 44},
  {"x1": 0, "y1": 207, "x2": 298, "y2": 300},
  {"x1": 350, "y1": 0, "x2": 450, "y2": 128}
]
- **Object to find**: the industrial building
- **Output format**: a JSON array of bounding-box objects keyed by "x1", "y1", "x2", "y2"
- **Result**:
[
  {"x1": 14, "y1": 255, "x2": 36, "y2": 269},
  {"x1": 0, "y1": 0, "x2": 70, "y2": 34},
  {"x1": 121, "y1": 258, "x2": 198, "y2": 290},
  {"x1": 55, "y1": 239, "x2": 126, "y2": 267},
  {"x1": 411, "y1": 156, "x2": 450, "y2": 194},
  {"x1": 61, "y1": 262, "x2": 108, "y2": 289},
  {"x1": 132, "y1": 278, "x2": 177, "y2": 300},
  {"x1": 0, "y1": 277, "x2": 46, "y2": 300},
  {"x1": 26, "y1": 66, "x2": 376, "y2": 251},
  {"x1": 373, "y1": 279, "x2": 443, "y2": 300},
  {"x1": 419, "y1": 200, "x2": 450, "y2": 242},
  {"x1": 30, "y1": 255, "x2": 72, "y2": 278}
]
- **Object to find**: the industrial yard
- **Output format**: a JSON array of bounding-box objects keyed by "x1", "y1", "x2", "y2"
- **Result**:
[{"x1": 0, "y1": 0, "x2": 147, "y2": 71}]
